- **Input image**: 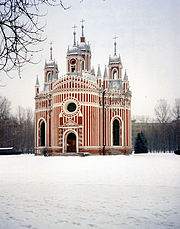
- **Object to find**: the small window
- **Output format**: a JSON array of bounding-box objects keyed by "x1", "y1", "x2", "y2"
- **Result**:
[
  {"x1": 113, "y1": 70, "x2": 118, "y2": 79},
  {"x1": 82, "y1": 61, "x2": 84, "y2": 70},
  {"x1": 71, "y1": 59, "x2": 76, "y2": 65},
  {"x1": 67, "y1": 102, "x2": 77, "y2": 112},
  {"x1": 71, "y1": 67, "x2": 75, "y2": 72}
]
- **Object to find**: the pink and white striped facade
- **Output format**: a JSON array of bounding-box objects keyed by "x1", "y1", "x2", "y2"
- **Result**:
[{"x1": 34, "y1": 26, "x2": 132, "y2": 155}]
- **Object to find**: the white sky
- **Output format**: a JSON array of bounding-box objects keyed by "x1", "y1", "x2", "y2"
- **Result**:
[{"x1": 1, "y1": 0, "x2": 180, "y2": 118}]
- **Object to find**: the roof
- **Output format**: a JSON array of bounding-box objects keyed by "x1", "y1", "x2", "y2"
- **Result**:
[
  {"x1": 78, "y1": 42, "x2": 91, "y2": 51},
  {"x1": 45, "y1": 60, "x2": 58, "y2": 69},
  {"x1": 67, "y1": 45, "x2": 82, "y2": 55},
  {"x1": 109, "y1": 55, "x2": 121, "y2": 64}
]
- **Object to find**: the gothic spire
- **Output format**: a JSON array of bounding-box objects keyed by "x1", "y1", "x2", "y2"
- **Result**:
[
  {"x1": 91, "y1": 66, "x2": 95, "y2": 75},
  {"x1": 97, "y1": 64, "x2": 101, "y2": 78},
  {"x1": 124, "y1": 69, "x2": 128, "y2": 81},
  {"x1": 80, "y1": 19, "x2": 85, "y2": 43},
  {"x1": 103, "y1": 65, "x2": 108, "y2": 79},
  {"x1": 35, "y1": 75, "x2": 39, "y2": 86},
  {"x1": 113, "y1": 36, "x2": 118, "y2": 56},
  {"x1": 81, "y1": 19, "x2": 85, "y2": 37},
  {"x1": 50, "y1": 42, "x2": 53, "y2": 60},
  {"x1": 72, "y1": 24, "x2": 77, "y2": 46}
]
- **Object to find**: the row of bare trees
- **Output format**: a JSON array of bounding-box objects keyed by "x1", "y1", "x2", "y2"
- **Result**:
[
  {"x1": 132, "y1": 99, "x2": 180, "y2": 153},
  {"x1": 0, "y1": 96, "x2": 34, "y2": 153},
  {"x1": 153, "y1": 99, "x2": 179, "y2": 152}
]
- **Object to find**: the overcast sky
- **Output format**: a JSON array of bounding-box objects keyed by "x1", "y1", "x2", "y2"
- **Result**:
[{"x1": 1, "y1": 0, "x2": 180, "y2": 118}]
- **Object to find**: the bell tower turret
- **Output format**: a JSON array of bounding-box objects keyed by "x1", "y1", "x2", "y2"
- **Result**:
[
  {"x1": 44, "y1": 43, "x2": 58, "y2": 91},
  {"x1": 123, "y1": 69, "x2": 129, "y2": 92},
  {"x1": 78, "y1": 20, "x2": 91, "y2": 73},
  {"x1": 108, "y1": 36, "x2": 122, "y2": 80},
  {"x1": 35, "y1": 75, "x2": 40, "y2": 95},
  {"x1": 66, "y1": 25, "x2": 83, "y2": 75}
]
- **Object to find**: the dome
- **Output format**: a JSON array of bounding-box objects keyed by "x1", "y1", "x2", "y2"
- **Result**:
[
  {"x1": 67, "y1": 45, "x2": 81, "y2": 55},
  {"x1": 109, "y1": 55, "x2": 121, "y2": 64},
  {"x1": 78, "y1": 42, "x2": 91, "y2": 51},
  {"x1": 45, "y1": 59, "x2": 58, "y2": 69}
]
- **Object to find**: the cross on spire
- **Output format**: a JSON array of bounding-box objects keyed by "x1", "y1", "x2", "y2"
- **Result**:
[
  {"x1": 72, "y1": 24, "x2": 77, "y2": 46},
  {"x1": 49, "y1": 41, "x2": 53, "y2": 60},
  {"x1": 113, "y1": 36, "x2": 118, "y2": 56},
  {"x1": 80, "y1": 19, "x2": 85, "y2": 37}
]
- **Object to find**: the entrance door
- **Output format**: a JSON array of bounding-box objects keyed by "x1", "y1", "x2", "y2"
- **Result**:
[{"x1": 67, "y1": 133, "x2": 76, "y2": 152}]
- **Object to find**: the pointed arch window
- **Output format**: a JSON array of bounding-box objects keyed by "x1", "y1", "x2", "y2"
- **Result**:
[
  {"x1": 40, "y1": 121, "x2": 45, "y2": 146},
  {"x1": 113, "y1": 119, "x2": 120, "y2": 145},
  {"x1": 113, "y1": 69, "x2": 118, "y2": 79},
  {"x1": 82, "y1": 61, "x2": 85, "y2": 70}
]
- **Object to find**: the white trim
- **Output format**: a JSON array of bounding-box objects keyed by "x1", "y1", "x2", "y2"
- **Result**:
[
  {"x1": 52, "y1": 91, "x2": 99, "y2": 98},
  {"x1": 35, "y1": 108, "x2": 49, "y2": 113},
  {"x1": 63, "y1": 99, "x2": 78, "y2": 114},
  {"x1": 52, "y1": 102, "x2": 100, "y2": 109},
  {"x1": 58, "y1": 125, "x2": 83, "y2": 129},
  {"x1": 37, "y1": 117, "x2": 46, "y2": 147}
]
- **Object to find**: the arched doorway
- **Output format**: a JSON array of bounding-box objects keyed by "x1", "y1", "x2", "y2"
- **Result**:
[
  {"x1": 67, "y1": 133, "x2": 76, "y2": 152},
  {"x1": 113, "y1": 119, "x2": 120, "y2": 146},
  {"x1": 40, "y1": 121, "x2": 45, "y2": 146}
]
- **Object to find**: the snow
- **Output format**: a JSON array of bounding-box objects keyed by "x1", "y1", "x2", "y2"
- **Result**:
[{"x1": 0, "y1": 153, "x2": 180, "y2": 229}]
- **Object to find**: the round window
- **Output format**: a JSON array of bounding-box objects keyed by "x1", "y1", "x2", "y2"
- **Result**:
[
  {"x1": 67, "y1": 102, "x2": 77, "y2": 112},
  {"x1": 70, "y1": 59, "x2": 76, "y2": 65}
]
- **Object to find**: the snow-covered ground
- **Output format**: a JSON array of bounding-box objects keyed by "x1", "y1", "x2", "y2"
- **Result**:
[{"x1": 0, "y1": 153, "x2": 180, "y2": 229}]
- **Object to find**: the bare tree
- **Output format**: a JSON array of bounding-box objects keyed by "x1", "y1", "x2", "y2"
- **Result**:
[
  {"x1": 154, "y1": 99, "x2": 172, "y2": 152},
  {"x1": 0, "y1": 96, "x2": 11, "y2": 120},
  {"x1": 0, "y1": 96, "x2": 34, "y2": 151},
  {"x1": 154, "y1": 99, "x2": 171, "y2": 123},
  {"x1": 0, "y1": 96, "x2": 14, "y2": 147},
  {"x1": 172, "y1": 98, "x2": 180, "y2": 151},
  {"x1": 24, "y1": 107, "x2": 34, "y2": 153},
  {"x1": 172, "y1": 98, "x2": 180, "y2": 120},
  {"x1": 0, "y1": 0, "x2": 70, "y2": 76}
]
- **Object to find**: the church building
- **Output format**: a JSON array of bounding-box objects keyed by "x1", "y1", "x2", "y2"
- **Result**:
[{"x1": 34, "y1": 23, "x2": 132, "y2": 155}]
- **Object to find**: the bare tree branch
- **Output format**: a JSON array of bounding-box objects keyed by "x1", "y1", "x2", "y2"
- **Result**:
[
  {"x1": 154, "y1": 99, "x2": 171, "y2": 123},
  {"x1": 172, "y1": 98, "x2": 180, "y2": 120},
  {"x1": 0, "y1": 0, "x2": 71, "y2": 77}
]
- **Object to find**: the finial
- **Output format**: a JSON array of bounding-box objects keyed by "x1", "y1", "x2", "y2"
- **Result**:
[
  {"x1": 80, "y1": 19, "x2": 85, "y2": 43},
  {"x1": 80, "y1": 19, "x2": 85, "y2": 37},
  {"x1": 97, "y1": 64, "x2": 101, "y2": 77},
  {"x1": 124, "y1": 69, "x2": 128, "y2": 81},
  {"x1": 91, "y1": 66, "x2": 95, "y2": 75},
  {"x1": 113, "y1": 36, "x2": 118, "y2": 56},
  {"x1": 35, "y1": 75, "x2": 39, "y2": 86},
  {"x1": 72, "y1": 24, "x2": 77, "y2": 46},
  {"x1": 49, "y1": 41, "x2": 53, "y2": 60},
  {"x1": 103, "y1": 65, "x2": 108, "y2": 79}
]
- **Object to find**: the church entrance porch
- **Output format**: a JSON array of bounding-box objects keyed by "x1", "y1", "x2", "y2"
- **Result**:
[{"x1": 67, "y1": 133, "x2": 76, "y2": 152}]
